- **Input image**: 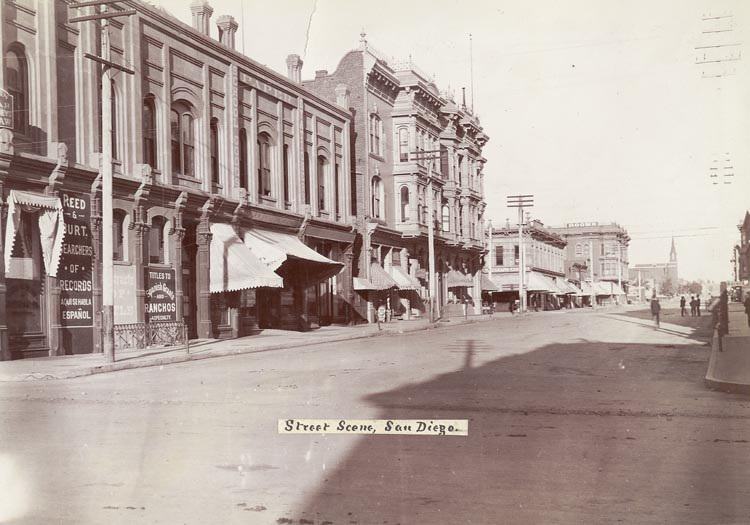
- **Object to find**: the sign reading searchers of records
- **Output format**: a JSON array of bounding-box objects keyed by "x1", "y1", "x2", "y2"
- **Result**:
[
  {"x1": 59, "y1": 192, "x2": 93, "y2": 326},
  {"x1": 145, "y1": 268, "x2": 177, "y2": 322}
]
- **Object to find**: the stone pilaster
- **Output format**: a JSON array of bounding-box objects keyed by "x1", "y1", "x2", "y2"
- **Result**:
[{"x1": 196, "y1": 222, "x2": 212, "y2": 339}]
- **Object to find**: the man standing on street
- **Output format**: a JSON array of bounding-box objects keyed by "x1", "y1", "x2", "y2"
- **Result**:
[
  {"x1": 651, "y1": 293, "x2": 661, "y2": 328},
  {"x1": 696, "y1": 294, "x2": 702, "y2": 317},
  {"x1": 680, "y1": 295, "x2": 687, "y2": 317},
  {"x1": 744, "y1": 292, "x2": 750, "y2": 328}
]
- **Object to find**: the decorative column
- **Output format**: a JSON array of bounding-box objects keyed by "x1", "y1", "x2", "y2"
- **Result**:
[
  {"x1": 171, "y1": 192, "x2": 187, "y2": 322},
  {"x1": 0, "y1": 191, "x2": 7, "y2": 361},
  {"x1": 132, "y1": 221, "x2": 149, "y2": 327},
  {"x1": 196, "y1": 199, "x2": 215, "y2": 339}
]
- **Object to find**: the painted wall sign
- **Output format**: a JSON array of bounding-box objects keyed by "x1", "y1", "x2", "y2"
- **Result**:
[
  {"x1": 145, "y1": 267, "x2": 177, "y2": 323},
  {"x1": 114, "y1": 264, "x2": 137, "y2": 324},
  {"x1": 59, "y1": 192, "x2": 93, "y2": 327}
]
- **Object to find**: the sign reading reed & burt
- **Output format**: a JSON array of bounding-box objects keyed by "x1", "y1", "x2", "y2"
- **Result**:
[{"x1": 59, "y1": 192, "x2": 94, "y2": 353}]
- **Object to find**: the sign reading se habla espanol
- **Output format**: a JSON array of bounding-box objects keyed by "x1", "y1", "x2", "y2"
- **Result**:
[
  {"x1": 145, "y1": 268, "x2": 177, "y2": 323},
  {"x1": 59, "y1": 192, "x2": 94, "y2": 327}
]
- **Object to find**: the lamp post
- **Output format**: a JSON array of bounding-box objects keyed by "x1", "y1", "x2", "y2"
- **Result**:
[
  {"x1": 69, "y1": 1, "x2": 135, "y2": 362},
  {"x1": 507, "y1": 195, "x2": 533, "y2": 313}
]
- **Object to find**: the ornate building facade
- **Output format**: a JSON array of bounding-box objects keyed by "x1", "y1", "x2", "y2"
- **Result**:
[
  {"x1": 0, "y1": 0, "x2": 357, "y2": 360},
  {"x1": 304, "y1": 36, "x2": 489, "y2": 321}
]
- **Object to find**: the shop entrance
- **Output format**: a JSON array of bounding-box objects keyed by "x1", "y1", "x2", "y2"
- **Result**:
[
  {"x1": 6, "y1": 210, "x2": 48, "y2": 358},
  {"x1": 182, "y1": 223, "x2": 198, "y2": 339}
]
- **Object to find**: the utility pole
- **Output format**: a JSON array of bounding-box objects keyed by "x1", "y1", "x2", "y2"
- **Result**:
[
  {"x1": 69, "y1": 0, "x2": 135, "y2": 362},
  {"x1": 411, "y1": 148, "x2": 444, "y2": 322},
  {"x1": 589, "y1": 241, "x2": 596, "y2": 307},
  {"x1": 506, "y1": 195, "x2": 533, "y2": 313}
]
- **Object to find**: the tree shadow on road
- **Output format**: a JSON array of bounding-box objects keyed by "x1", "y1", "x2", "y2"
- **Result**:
[{"x1": 288, "y1": 334, "x2": 750, "y2": 525}]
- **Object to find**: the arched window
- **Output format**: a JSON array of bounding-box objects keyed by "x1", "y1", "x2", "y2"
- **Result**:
[
  {"x1": 5, "y1": 46, "x2": 28, "y2": 134},
  {"x1": 257, "y1": 132, "x2": 272, "y2": 197},
  {"x1": 371, "y1": 177, "x2": 383, "y2": 219},
  {"x1": 400, "y1": 186, "x2": 409, "y2": 223},
  {"x1": 113, "y1": 209, "x2": 129, "y2": 262},
  {"x1": 171, "y1": 101, "x2": 195, "y2": 177},
  {"x1": 317, "y1": 155, "x2": 327, "y2": 211},
  {"x1": 303, "y1": 151, "x2": 311, "y2": 205},
  {"x1": 398, "y1": 127, "x2": 409, "y2": 162},
  {"x1": 149, "y1": 216, "x2": 168, "y2": 264},
  {"x1": 239, "y1": 128, "x2": 248, "y2": 189},
  {"x1": 442, "y1": 205, "x2": 450, "y2": 232},
  {"x1": 143, "y1": 95, "x2": 157, "y2": 169},
  {"x1": 210, "y1": 117, "x2": 220, "y2": 186},
  {"x1": 283, "y1": 144, "x2": 290, "y2": 203}
]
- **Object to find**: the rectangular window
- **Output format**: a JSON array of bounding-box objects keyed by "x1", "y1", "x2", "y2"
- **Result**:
[
  {"x1": 495, "y1": 247, "x2": 504, "y2": 266},
  {"x1": 398, "y1": 128, "x2": 409, "y2": 162},
  {"x1": 283, "y1": 145, "x2": 290, "y2": 203},
  {"x1": 514, "y1": 245, "x2": 519, "y2": 264},
  {"x1": 334, "y1": 162, "x2": 340, "y2": 218}
]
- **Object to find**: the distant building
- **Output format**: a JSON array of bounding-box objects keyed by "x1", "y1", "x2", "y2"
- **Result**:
[
  {"x1": 487, "y1": 219, "x2": 573, "y2": 309},
  {"x1": 736, "y1": 211, "x2": 750, "y2": 283},
  {"x1": 629, "y1": 238, "x2": 679, "y2": 295},
  {"x1": 548, "y1": 222, "x2": 630, "y2": 298}
]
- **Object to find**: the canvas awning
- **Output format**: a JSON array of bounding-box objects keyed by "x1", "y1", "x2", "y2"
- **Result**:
[
  {"x1": 492, "y1": 272, "x2": 519, "y2": 291},
  {"x1": 580, "y1": 281, "x2": 595, "y2": 296},
  {"x1": 388, "y1": 266, "x2": 421, "y2": 291},
  {"x1": 4, "y1": 190, "x2": 65, "y2": 278},
  {"x1": 526, "y1": 271, "x2": 554, "y2": 292},
  {"x1": 353, "y1": 277, "x2": 376, "y2": 291},
  {"x1": 243, "y1": 228, "x2": 344, "y2": 282},
  {"x1": 481, "y1": 272, "x2": 498, "y2": 291},
  {"x1": 595, "y1": 281, "x2": 626, "y2": 296},
  {"x1": 209, "y1": 223, "x2": 283, "y2": 293},
  {"x1": 368, "y1": 262, "x2": 398, "y2": 290},
  {"x1": 447, "y1": 269, "x2": 473, "y2": 288}
]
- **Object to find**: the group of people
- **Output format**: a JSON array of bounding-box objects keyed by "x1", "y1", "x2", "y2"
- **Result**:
[{"x1": 679, "y1": 295, "x2": 702, "y2": 317}]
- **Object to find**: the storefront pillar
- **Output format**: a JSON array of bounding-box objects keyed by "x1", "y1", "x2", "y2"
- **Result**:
[
  {"x1": 171, "y1": 227, "x2": 185, "y2": 321},
  {"x1": 196, "y1": 222, "x2": 212, "y2": 339},
  {"x1": 133, "y1": 223, "x2": 148, "y2": 326}
]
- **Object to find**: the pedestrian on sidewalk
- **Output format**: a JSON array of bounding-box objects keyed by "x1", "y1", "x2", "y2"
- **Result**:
[
  {"x1": 650, "y1": 294, "x2": 661, "y2": 328},
  {"x1": 696, "y1": 294, "x2": 701, "y2": 317},
  {"x1": 680, "y1": 295, "x2": 687, "y2": 317},
  {"x1": 690, "y1": 295, "x2": 696, "y2": 317},
  {"x1": 509, "y1": 300, "x2": 515, "y2": 315},
  {"x1": 744, "y1": 292, "x2": 750, "y2": 328}
]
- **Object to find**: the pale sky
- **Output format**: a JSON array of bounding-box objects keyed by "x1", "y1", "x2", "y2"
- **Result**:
[{"x1": 159, "y1": 0, "x2": 750, "y2": 282}]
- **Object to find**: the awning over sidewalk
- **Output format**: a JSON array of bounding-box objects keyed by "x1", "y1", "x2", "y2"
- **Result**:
[
  {"x1": 492, "y1": 272, "x2": 519, "y2": 291},
  {"x1": 243, "y1": 228, "x2": 344, "y2": 282},
  {"x1": 595, "y1": 281, "x2": 626, "y2": 296},
  {"x1": 4, "y1": 190, "x2": 65, "y2": 278},
  {"x1": 447, "y1": 269, "x2": 473, "y2": 288},
  {"x1": 209, "y1": 223, "x2": 283, "y2": 293},
  {"x1": 353, "y1": 277, "x2": 376, "y2": 291},
  {"x1": 526, "y1": 271, "x2": 554, "y2": 292},
  {"x1": 481, "y1": 273, "x2": 498, "y2": 291},
  {"x1": 388, "y1": 266, "x2": 421, "y2": 291},
  {"x1": 368, "y1": 262, "x2": 398, "y2": 290}
]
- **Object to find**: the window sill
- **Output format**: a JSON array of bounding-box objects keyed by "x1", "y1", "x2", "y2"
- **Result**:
[
  {"x1": 369, "y1": 152, "x2": 385, "y2": 162},
  {"x1": 114, "y1": 260, "x2": 132, "y2": 266}
]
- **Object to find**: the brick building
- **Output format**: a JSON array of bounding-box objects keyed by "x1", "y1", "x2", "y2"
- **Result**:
[
  {"x1": 549, "y1": 222, "x2": 630, "y2": 303},
  {"x1": 629, "y1": 238, "x2": 679, "y2": 297},
  {"x1": 304, "y1": 35, "x2": 489, "y2": 321},
  {"x1": 0, "y1": 0, "x2": 357, "y2": 360}
]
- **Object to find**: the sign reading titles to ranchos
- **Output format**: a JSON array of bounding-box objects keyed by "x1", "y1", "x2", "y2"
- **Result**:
[
  {"x1": 59, "y1": 192, "x2": 93, "y2": 327},
  {"x1": 145, "y1": 268, "x2": 177, "y2": 322}
]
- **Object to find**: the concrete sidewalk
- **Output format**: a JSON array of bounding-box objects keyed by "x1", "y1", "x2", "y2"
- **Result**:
[{"x1": 0, "y1": 313, "x2": 503, "y2": 382}]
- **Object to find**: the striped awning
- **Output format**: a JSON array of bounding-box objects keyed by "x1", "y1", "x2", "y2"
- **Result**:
[
  {"x1": 481, "y1": 273, "x2": 498, "y2": 291},
  {"x1": 388, "y1": 266, "x2": 421, "y2": 291},
  {"x1": 447, "y1": 269, "x2": 473, "y2": 288},
  {"x1": 369, "y1": 262, "x2": 398, "y2": 290}
]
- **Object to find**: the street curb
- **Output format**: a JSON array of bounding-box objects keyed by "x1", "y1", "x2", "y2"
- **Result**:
[{"x1": 3, "y1": 314, "x2": 499, "y2": 382}]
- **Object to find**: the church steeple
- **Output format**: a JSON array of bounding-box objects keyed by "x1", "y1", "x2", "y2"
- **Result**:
[{"x1": 669, "y1": 237, "x2": 677, "y2": 263}]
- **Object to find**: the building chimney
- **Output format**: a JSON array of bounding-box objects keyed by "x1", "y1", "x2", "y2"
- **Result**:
[
  {"x1": 286, "y1": 54, "x2": 303, "y2": 83},
  {"x1": 190, "y1": 0, "x2": 213, "y2": 36},
  {"x1": 335, "y1": 84, "x2": 350, "y2": 110},
  {"x1": 315, "y1": 69, "x2": 328, "y2": 79},
  {"x1": 216, "y1": 15, "x2": 238, "y2": 49}
]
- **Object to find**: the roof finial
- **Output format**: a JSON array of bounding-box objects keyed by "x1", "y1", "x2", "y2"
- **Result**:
[{"x1": 359, "y1": 29, "x2": 367, "y2": 49}]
